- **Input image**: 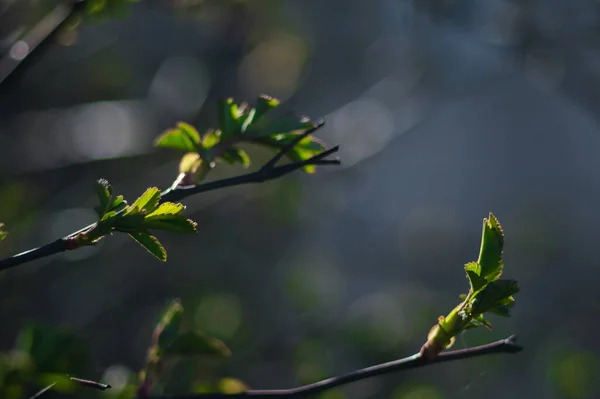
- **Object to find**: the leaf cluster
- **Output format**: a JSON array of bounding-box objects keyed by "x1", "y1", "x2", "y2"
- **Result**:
[
  {"x1": 155, "y1": 94, "x2": 327, "y2": 184},
  {"x1": 426, "y1": 213, "x2": 519, "y2": 352},
  {"x1": 77, "y1": 179, "x2": 198, "y2": 261}
]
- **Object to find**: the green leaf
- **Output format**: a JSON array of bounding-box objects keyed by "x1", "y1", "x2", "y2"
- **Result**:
[
  {"x1": 160, "y1": 331, "x2": 231, "y2": 358},
  {"x1": 147, "y1": 202, "x2": 185, "y2": 217},
  {"x1": 202, "y1": 130, "x2": 222, "y2": 150},
  {"x1": 219, "y1": 98, "x2": 241, "y2": 139},
  {"x1": 109, "y1": 195, "x2": 127, "y2": 212},
  {"x1": 254, "y1": 94, "x2": 280, "y2": 120},
  {"x1": 477, "y1": 213, "x2": 504, "y2": 282},
  {"x1": 219, "y1": 147, "x2": 251, "y2": 168},
  {"x1": 115, "y1": 213, "x2": 145, "y2": 232},
  {"x1": 245, "y1": 116, "x2": 314, "y2": 138},
  {"x1": 464, "y1": 315, "x2": 493, "y2": 331},
  {"x1": 471, "y1": 279, "x2": 519, "y2": 315},
  {"x1": 240, "y1": 108, "x2": 256, "y2": 134},
  {"x1": 465, "y1": 262, "x2": 487, "y2": 293},
  {"x1": 144, "y1": 215, "x2": 198, "y2": 234},
  {"x1": 129, "y1": 187, "x2": 161, "y2": 214},
  {"x1": 94, "y1": 179, "x2": 114, "y2": 217},
  {"x1": 0, "y1": 223, "x2": 7, "y2": 241},
  {"x1": 155, "y1": 299, "x2": 184, "y2": 349},
  {"x1": 128, "y1": 231, "x2": 167, "y2": 261},
  {"x1": 155, "y1": 123, "x2": 200, "y2": 153}
]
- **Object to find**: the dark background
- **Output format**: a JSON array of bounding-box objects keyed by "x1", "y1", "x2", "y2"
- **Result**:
[{"x1": 1, "y1": 0, "x2": 599, "y2": 398}]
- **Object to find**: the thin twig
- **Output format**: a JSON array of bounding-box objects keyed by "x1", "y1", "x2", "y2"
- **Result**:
[
  {"x1": 29, "y1": 383, "x2": 56, "y2": 399},
  {"x1": 69, "y1": 376, "x2": 111, "y2": 390},
  {"x1": 141, "y1": 335, "x2": 522, "y2": 398},
  {"x1": 28, "y1": 376, "x2": 111, "y2": 399},
  {"x1": 0, "y1": 125, "x2": 339, "y2": 271}
]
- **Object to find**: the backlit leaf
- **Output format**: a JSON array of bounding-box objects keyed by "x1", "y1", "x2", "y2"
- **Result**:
[
  {"x1": 155, "y1": 124, "x2": 199, "y2": 153},
  {"x1": 477, "y1": 213, "x2": 504, "y2": 281},
  {"x1": 0, "y1": 223, "x2": 6, "y2": 240},
  {"x1": 245, "y1": 116, "x2": 313, "y2": 138},
  {"x1": 219, "y1": 147, "x2": 251, "y2": 168},
  {"x1": 144, "y1": 215, "x2": 198, "y2": 234},
  {"x1": 161, "y1": 330, "x2": 231, "y2": 358},
  {"x1": 129, "y1": 187, "x2": 161, "y2": 214},
  {"x1": 128, "y1": 231, "x2": 167, "y2": 261},
  {"x1": 254, "y1": 94, "x2": 280, "y2": 121},
  {"x1": 471, "y1": 279, "x2": 519, "y2": 315},
  {"x1": 147, "y1": 202, "x2": 185, "y2": 217},
  {"x1": 155, "y1": 299, "x2": 184, "y2": 350}
]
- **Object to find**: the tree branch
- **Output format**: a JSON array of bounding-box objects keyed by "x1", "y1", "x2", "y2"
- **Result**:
[
  {"x1": 140, "y1": 335, "x2": 522, "y2": 399},
  {"x1": 0, "y1": 128, "x2": 339, "y2": 271}
]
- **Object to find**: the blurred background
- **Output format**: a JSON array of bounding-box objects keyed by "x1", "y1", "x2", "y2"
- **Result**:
[{"x1": 1, "y1": 0, "x2": 600, "y2": 398}]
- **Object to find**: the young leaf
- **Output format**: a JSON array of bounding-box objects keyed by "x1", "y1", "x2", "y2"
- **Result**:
[
  {"x1": 154, "y1": 299, "x2": 184, "y2": 350},
  {"x1": 470, "y1": 279, "x2": 519, "y2": 316},
  {"x1": 128, "y1": 231, "x2": 167, "y2": 261},
  {"x1": 219, "y1": 147, "x2": 251, "y2": 168},
  {"x1": 179, "y1": 152, "x2": 204, "y2": 175},
  {"x1": 240, "y1": 108, "x2": 256, "y2": 134},
  {"x1": 219, "y1": 98, "x2": 241, "y2": 139},
  {"x1": 0, "y1": 223, "x2": 7, "y2": 240},
  {"x1": 202, "y1": 130, "x2": 222, "y2": 150},
  {"x1": 464, "y1": 315, "x2": 493, "y2": 330},
  {"x1": 115, "y1": 213, "x2": 146, "y2": 233},
  {"x1": 477, "y1": 213, "x2": 504, "y2": 281},
  {"x1": 129, "y1": 187, "x2": 161, "y2": 214},
  {"x1": 245, "y1": 116, "x2": 314, "y2": 138},
  {"x1": 147, "y1": 202, "x2": 185, "y2": 217},
  {"x1": 254, "y1": 94, "x2": 280, "y2": 121},
  {"x1": 465, "y1": 262, "x2": 487, "y2": 293},
  {"x1": 155, "y1": 123, "x2": 200, "y2": 153},
  {"x1": 144, "y1": 215, "x2": 198, "y2": 234},
  {"x1": 160, "y1": 330, "x2": 231, "y2": 358},
  {"x1": 109, "y1": 195, "x2": 127, "y2": 212},
  {"x1": 95, "y1": 179, "x2": 112, "y2": 212}
]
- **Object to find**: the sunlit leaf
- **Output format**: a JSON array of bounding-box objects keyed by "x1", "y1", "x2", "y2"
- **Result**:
[
  {"x1": 179, "y1": 152, "x2": 204, "y2": 175},
  {"x1": 471, "y1": 279, "x2": 519, "y2": 315},
  {"x1": 160, "y1": 330, "x2": 231, "y2": 358},
  {"x1": 0, "y1": 223, "x2": 7, "y2": 241},
  {"x1": 219, "y1": 147, "x2": 251, "y2": 168},
  {"x1": 128, "y1": 231, "x2": 167, "y2": 261},
  {"x1": 245, "y1": 116, "x2": 314, "y2": 138},
  {"x1": 155, "y1": 123, "x2": 200, "y2": 153},
  {"x1": 115, "y1": 213, "x2": 145, "y2": 233},
  {"x1": 254, "y1": 94, "x2": 280, "y2": 121},
  {"x1": 128, "y1": 187, "x2": 161, "y2": 214},
  {"x1": 109, "y1": 195, "x2": 127, "y2": 212},
  {"x1": 240, "y1": 108, "x2": 256, "y2": 134},
  {"x1": 144, "y1": 215, "x2": 198, "y2": 234},
  {"x1": 465, "y1": 262, "x2": 487, "y2": 293},
  {"x1": 477, "y1": 213, "x2": 504, "y2": 281},
  {"x1": 202, "y1": 130, "x2": 221, "y2": 150},
  {"x1": 147, "y1": 202, "x2": 185, "y2": 217},
  {"x1": 219, "y1": 98, "x2": 241, "y2": 139},
  {"x1": 95, "y1": 179, "x2": 112, "y2": 216}
]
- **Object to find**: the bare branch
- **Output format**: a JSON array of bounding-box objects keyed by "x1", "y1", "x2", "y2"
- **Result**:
[{"x1": 141, "y1": 336, "x2": 522, "y2": 399}]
